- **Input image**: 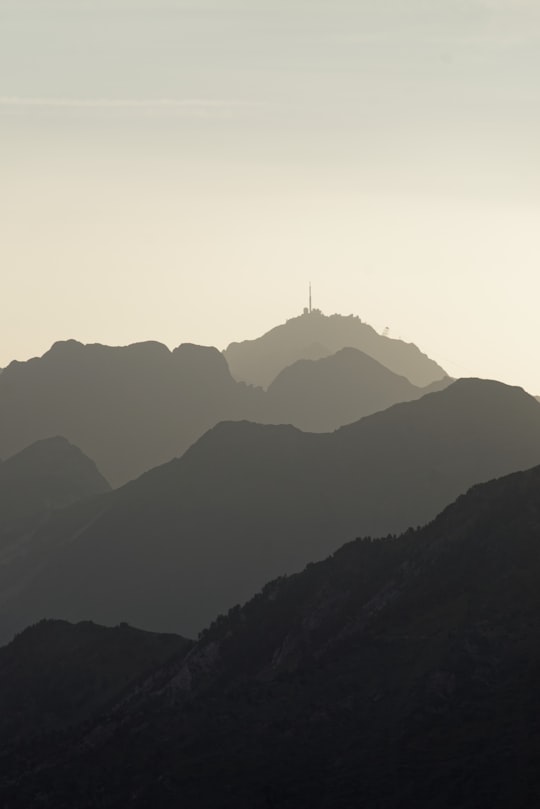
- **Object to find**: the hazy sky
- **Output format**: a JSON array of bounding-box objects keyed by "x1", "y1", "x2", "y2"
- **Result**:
[{"x1": 1, "y1": 0, "x2": 539, "y2": 391}]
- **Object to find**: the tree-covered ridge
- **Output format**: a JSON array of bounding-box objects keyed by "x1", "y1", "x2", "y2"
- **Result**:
[{"x1": 3, "y1": 464, "x2": 540, "y2": 806}]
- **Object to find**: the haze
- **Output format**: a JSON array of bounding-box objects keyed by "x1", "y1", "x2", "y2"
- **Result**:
[{"x1": 1, "y1": 0, "x2": 539, "y2": 391}]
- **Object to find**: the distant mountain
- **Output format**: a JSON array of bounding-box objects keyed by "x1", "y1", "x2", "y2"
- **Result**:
[
  {"x1": 4, "y1": 464, "x2": 540, "y2": 807},
  {"x1": 0, "y1": 619, "x2": 190, "y2": 745},
  {"x1": 1, "y1": 378, "x2": 540, "y2": 643},
  {"x1": 0, "y1": 331, "x2": 449, "y2": 487},
  {"x1": 0, "y1": 436, "x2": 110, "y2": 550},
  {"x1": 0, "y1": 340, "x2": 262, "y2": 487},
  {"x1": 224, "y1": 310, "x2": 447, "y2": 388},
  {"x1": 263, "y1": 346, "x2": 451, "y2": 431}
]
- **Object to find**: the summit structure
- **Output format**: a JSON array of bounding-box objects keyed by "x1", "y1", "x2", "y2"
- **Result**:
[
  {"x1": 302, "y1": 283, "x2": 322, "y2": 317},
  {"x1": 224, "y1": 311, "x2": 447, "y2": 389}
]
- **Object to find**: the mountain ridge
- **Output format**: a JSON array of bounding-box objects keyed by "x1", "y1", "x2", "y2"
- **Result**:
[
  {"x1": 0, "y1": 436, "x2": 110, "y2": 551},
  {"x1": 263, "y1": 346, "x2": 447, "y2": 432},
  {"x1": 3, "y1": 462, "x2": 540, "y2": 806},
  {"x1": 0, "y1": 329, "x2": 450, "y2": 486},
  {"x1": 1, "y1": 378, "x2": 539, "y2": 643}
]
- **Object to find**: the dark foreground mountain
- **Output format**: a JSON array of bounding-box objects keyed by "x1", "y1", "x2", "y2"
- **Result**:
[
  {"x1": 3, "y1": 464, "x2": 540, "y2": 808},
  {"x1": 0, "y1": 437, "x2": 110, "y2": 550},
  {"x1": 224, "y1": 310, "x2": 447, "y2": 388},
  {"x1": 263, "y1": 346, "x2": 450, "y2": 432},
  {"x1": 0, "y1": 619, "x2": 190, "y2": 745},
  {"x1": 1, "y1": 379, "x2": 540, "y2": 643}
]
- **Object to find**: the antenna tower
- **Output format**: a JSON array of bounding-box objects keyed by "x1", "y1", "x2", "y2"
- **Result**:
[{"x1": 309, "y1": 282, "x2": 312, "y2": 314}]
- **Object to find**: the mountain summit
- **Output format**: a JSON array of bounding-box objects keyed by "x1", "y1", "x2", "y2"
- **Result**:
[{"x1": 224, "y1": 310, "x2": 447, "y2": 388}]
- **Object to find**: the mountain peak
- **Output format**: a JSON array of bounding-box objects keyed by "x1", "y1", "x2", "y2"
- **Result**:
[
  {"x1": 1, "y1": 435, "x2": 109, "y2": 484},
  {"x1": 224, "y1": 311, "x2": 446, "y2": 388}
]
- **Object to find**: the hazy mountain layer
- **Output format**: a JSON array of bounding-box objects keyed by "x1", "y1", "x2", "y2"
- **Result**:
[
  {"x1": 3, "y1": 464, "x2": 540, "y2": 807},
  {"x1": 224, "y1": 310, "x2": 447, "y2": 388},
  {"x1": 263, "y1": 346, "x2": 450, "y2": 432},
  {"x1": 0, "y1": 334, "x2": 448, "y2": 487},
  {"x1": 0, "y1": 436, "x2": 110, "y2": 550},
  {"x1": 0, "y1": 340, "x2": 262, "y2": 487},
  {"x1": 1, "y1": 379, "x2": 539, "y2": 643}
]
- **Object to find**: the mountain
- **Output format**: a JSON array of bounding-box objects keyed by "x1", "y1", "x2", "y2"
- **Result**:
[
  {"x1": 0, "y1": 330, "x2": 449, "y2": 488},
  {"x1": 0, "y1": 619, "x2": 190, "y2": 745},
  {"x1": 0, "y1": 436, "x2": 110, "y2": 550},
  {"x1": 263, "y1": 346, "x2": 451, "y2": 432},
  {"x1": 3, "y1": 463, "x2": 540, "y2": 807},
  {"x1": 224, "y1": 310, "x2": 447, "y2": 388},
  {"x1": 0, "y1": 340, "x2": 262, "y2": 487},
  {"x1": 1, "y1": 378, "x2": 540, "y2": 644}
]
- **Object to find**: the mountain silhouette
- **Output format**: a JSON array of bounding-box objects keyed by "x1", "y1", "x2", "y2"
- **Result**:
[
  {"x1": 0, "y1": 619, "x2": 189, "y2": 745},
  {"x1": 224, "y1": 310, "x2": 447, "y2": 388},
  {"x1": 0, "y1": 436, "x2": 110, "y2": 551},
  {"x1": 1, "y1": 379, "x2": 540, "y2": 643},
  {"x1": 0, "y1": 326, "x2": 450, "y2": 487},
  {"x1": 4, "y1": 463, "x2": 540, "y2": 807},
  {"x1": 263, "y1": 346, "x2": 451, "y2": 431},
  {"x1": 0, "y1": 339, "x2": 263, "y2": 487}
]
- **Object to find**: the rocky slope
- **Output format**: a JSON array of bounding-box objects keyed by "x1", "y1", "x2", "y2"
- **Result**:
[{"x1": 3, "y1": 464, "x2": 540, "y2": 807}]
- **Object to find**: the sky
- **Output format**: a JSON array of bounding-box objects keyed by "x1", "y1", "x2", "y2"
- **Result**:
[{"x1": 1, "y1": 0, "x2": 539, "y2": 391}]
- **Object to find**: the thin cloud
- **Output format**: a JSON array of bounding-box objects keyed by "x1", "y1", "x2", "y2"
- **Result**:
[{"x1": 0, "y1": 97, "x2": 252, "y2": 115}]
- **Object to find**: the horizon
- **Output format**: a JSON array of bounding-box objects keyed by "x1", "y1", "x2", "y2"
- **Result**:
[
  {"x1": 2, "y1": 1, "x2": 539, "y2": 392},
  {"x1": 1, "y1": 305, "x2": 539, "y2": 396}
]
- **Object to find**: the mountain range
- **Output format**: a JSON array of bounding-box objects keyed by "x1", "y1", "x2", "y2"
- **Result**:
[
  {"x1": 1, "y1": 309, "x2": 540, "y2": 806},
  {"x1": 0, "y1": 313, "x2": 449, "y2": 486},
  {"x1": 0, "y1": 339, "x2": 258, "y2": 487},
  {"x1": 1, "y1": 377, "x2": 539, "y2": 643},
  {"x1": 2, "y1": 461, "x2": 540, "y2": 807}
]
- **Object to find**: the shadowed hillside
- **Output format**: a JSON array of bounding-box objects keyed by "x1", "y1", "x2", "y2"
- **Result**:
[
  {"x1": 0, "y1": 437, "x2": 109, "y2": 550},
  {"x1": 1, "y1": 379, "x2": 539, "y2": 643},
  {"x1": 3, "y1": 464, "x2": 540, "y2": 807},
  {"x1": 224, "y1": 311, "x2": 447, "y2": 388},
  {"x1": 0, "y1": 619, "x2": 190, "y2": 744}
]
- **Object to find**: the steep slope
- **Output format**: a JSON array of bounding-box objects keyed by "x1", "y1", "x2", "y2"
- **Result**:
[
  {"x1": 0, "y1": 619, "x2": 190, "y2": 744},
  {"x1": 0, "y1": 340, "x2": 263, "y2": 487},
  {"x1": 0, "y1": 437, "x2": 110, "y2": 550},
  {"x1": 1, "y1": 379, "x2": 540, "y2": 643},
  {"x1": 264, "y1": 346, "x2": 449, "y2": 431},
  {"x1": 224, "y1": 310, "x2": 446, "y2": 388},
  {"x1": 4, "y1": 465, "x2": 540, "y2": 807}
]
